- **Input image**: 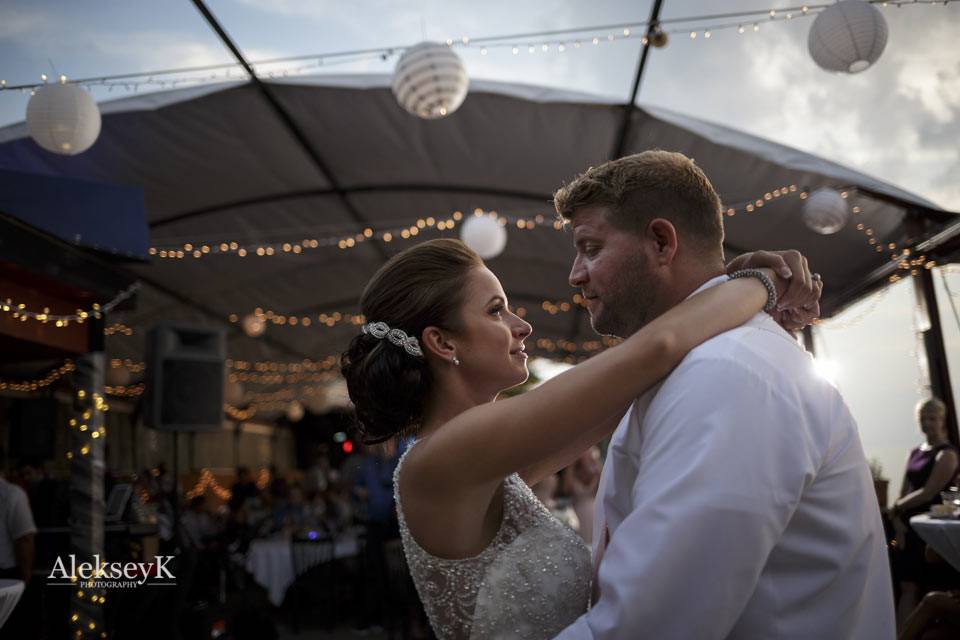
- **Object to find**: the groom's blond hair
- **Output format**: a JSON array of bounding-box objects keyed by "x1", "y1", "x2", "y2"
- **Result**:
[{"x1": 553, "y1": 150, "x2": 724, "y2": 253}]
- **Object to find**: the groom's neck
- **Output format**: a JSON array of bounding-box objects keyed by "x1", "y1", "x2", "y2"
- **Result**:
[{"x1": 642, "y1": 259, "x2": 727, "y2": 330}]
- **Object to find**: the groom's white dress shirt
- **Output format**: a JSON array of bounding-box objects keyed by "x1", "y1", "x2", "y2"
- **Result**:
[{"x1": 553, "y1": 276, "x2": 895, "y2": 640}]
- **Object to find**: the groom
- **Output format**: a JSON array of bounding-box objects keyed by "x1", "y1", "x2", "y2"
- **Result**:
[{"x1": 551, "y1": 151, "x2": 895, "y2": 639}]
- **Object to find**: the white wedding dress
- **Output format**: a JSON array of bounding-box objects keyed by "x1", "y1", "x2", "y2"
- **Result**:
[{"x1": 394, "y1": 446, "x2": 592, "y2": 640}]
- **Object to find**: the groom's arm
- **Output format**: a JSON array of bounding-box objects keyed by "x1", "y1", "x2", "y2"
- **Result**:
[{"x1": 553, "y1": 355, "x2": 813, "y2": 640}]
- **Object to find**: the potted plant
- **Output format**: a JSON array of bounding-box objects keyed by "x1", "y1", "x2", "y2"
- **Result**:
[{"x1": 868, "y1": 458, "x2": 889, "y2": 510}]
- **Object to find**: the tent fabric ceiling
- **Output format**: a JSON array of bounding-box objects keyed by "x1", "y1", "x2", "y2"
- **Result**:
[{"x1": 0, "y1": 74, "x2": 955, "y2": 397}]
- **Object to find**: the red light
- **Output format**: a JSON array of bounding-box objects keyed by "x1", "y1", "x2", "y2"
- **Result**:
[{"x1": 342, "y1": 441, "x2": 354, "y2": 453}]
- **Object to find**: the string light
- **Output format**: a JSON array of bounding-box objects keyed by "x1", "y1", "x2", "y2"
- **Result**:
[
  {"x1": 722, "y1": 184, "x2": 799, "y2": 218},
  {"x1": 68, "y1": 386, "x2": 109, "y2": 640},
  {"x1": 0, "y1": 361, "x2": 75, "y2": 392},
  {"x1": 149, "y1": 209, "x2": 518, "y2": 260},
  {"x1": 104, "y1": 323, "x2": 134, "y2": 336},
  {"x1": 186, "y1": 468, "x2": 233, "y2": 501},
  {"x1": 227, "y1": 356, "x2": 340, "y2": 373},
  {"x1": 841, "y1": 189, "x2": 935, "y2": 283},
  {"x1": 231, "y1": 370, "x2": 336, "y2": 385},
  {"x1": 110, "y1": 359, "x2": 145, "y2": 373},
  {"x1": 0, "y1": 1, "x2": 953, "y2": 98},
  {"x1": 104, "y1": 383, "x2": 145, "y2": 398},
  {"x1": 159, "y1": 187, "x2": 792, "y2": 268},
  {"x1": 0, "y1": 283, "x2": 139, "y2": 327},
  {"x1": 228, "y1": 309, "x2": 365, "y2": 328}
]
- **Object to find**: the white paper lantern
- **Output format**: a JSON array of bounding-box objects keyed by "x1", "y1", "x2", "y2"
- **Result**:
[
  {"x1": 286, "y1": 400, "x2": 305, "y2": 423},
  {"x1": 242, "y1": 314, "x2": 266, "y2": 338},
  {"x1": 808, "y1": 0, "x2": 888, "y2": 74},
  {"x1": 392, "y1": 41, "x2": 469, "y2": 119},
  {"x1": 26, "y1": 82, "x2": 102, "y2": 155},
  {"x1": 460, "y1": 214, "x2": 508, "y2": 259},
  {"x1": 802, "y1": 188, "x2": 850, "y2": 235}
]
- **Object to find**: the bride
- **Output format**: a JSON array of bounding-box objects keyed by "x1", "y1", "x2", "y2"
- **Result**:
[{"x1": 341, "y1": 238, "x2": 818, "y2": 639}]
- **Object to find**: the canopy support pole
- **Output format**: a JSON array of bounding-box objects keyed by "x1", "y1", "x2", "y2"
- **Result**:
[{"x1": 914, "y1": 268, "x2": 960, "y2": 446}]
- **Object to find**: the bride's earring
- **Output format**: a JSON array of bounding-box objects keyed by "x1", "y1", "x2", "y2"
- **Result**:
[{"x1": 452, "y1": 356, "x2": 461, "y2": 366}]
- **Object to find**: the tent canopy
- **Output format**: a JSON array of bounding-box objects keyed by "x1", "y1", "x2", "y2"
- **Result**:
[{"x1": 0, "y1": 74, "x2": 955, "y2": 391}]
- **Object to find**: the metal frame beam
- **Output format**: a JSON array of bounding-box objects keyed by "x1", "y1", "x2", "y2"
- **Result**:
[
  {"x1": 189, "y1": 0, "x2": 388, "y2": 263},
  {"x1": 150, "y1": 184, "x2": 556, "y2": 230}
]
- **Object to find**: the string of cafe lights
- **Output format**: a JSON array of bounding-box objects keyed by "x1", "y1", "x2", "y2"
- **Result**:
[
  {"x1": 186, "y1": 469, "x2": 233, "y2": 501},
  {"x1": 151, "y1": 182, "x2": 800, "y2": 263},
  {"x1": 0, "y1": 361, "x2": 76, "y2": 392},
  {"x1": 103, "y1": 323, "x2": 134, "y2": 336},
  {"x1": 105, "y1": 356, "x2": 342, "y2": 375},
  {"x1": 2, "y1": 1, "x2": 954, "y2": 95},
  {"x1": 65, "y1": 389, "x2": 110, "y2": 460},
  {"x1": 0, "y1": 283, "x2": 139, "y2": 327},
  {"x1": 837, "y1": 188, "x2": 937, "y2": 283},
  {"x1": 67, "y1": 387, "x2": 110, "y2": 640}
]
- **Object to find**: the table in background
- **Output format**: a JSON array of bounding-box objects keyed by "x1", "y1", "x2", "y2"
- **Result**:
[
  {"x1": 0, "y1": 579, "x2": 25, "y2": 630},
  {"x1": 910, "y1": 514, "x2": 960, "y2": 572},
  {"x1": 245, "y1": 530, "x2": 361, "y2": 607}
]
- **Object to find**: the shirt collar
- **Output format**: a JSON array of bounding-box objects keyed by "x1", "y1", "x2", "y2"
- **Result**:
[{"x1": 684, "y1": 274, "x2": 730, "y2": 301}]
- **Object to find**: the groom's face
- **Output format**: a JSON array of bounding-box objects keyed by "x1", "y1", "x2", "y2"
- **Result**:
[{"x1": 568, "y1": 206, "x2": 658, "y2": 338}]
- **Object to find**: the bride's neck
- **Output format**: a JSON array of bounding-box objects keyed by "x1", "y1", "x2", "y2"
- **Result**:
[{"x1": 418, "y1": 376, "x2": 498, "y2": 439}]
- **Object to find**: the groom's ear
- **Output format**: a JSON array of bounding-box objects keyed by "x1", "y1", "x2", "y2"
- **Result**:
[
  {"x1": 421, "y1": 326, "x2": 456, "y2": 361},
  {"x1": 646, "y1": 218, "x2": 679, "y2": 266}
]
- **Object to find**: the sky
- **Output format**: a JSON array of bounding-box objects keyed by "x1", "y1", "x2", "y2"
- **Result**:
[{"x1": 1, "y1": 0, "x2": 959, "y2": 491}]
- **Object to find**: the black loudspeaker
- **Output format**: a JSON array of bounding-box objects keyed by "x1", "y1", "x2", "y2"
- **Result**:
[{"x1": 144, "y1": 324, "x2": 225, "y2": 431}]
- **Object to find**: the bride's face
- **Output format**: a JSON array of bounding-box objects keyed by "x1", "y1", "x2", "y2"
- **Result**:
[{"x1": 455, "y1": 266, "x2": 533, "y2": 391}]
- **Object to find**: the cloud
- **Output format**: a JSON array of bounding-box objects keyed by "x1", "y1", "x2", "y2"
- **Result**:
[
  {"x1": 0, "y1": 9, "x2": 44, "y2": 39},
  {"x1": 637, "y1": 7, "x2": 960, "y2": 212}
]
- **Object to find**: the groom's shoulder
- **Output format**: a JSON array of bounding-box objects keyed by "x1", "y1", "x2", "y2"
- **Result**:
[{"x1": 678, "y1": 314, "x2": 810, "y2": 379}]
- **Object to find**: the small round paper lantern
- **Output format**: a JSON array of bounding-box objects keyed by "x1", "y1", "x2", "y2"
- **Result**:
[
  {"x1": 460, "y1": 214, "x2": 508, "y2": 259},
  {"x1": 802, "y1": 188, "x2": 850, "y2": 235},
  {"x1": 392, "y1": 41, "x2": 469, "y2": 119},
  {"x1": 808, "y1": 0, "x2": 888, "y2": 74},
  {"x1": 242, "y1": 314, "x2": 266, "y2": 338},
  {"x1": 26, "y1": 82, "x2": 102, "y2": 155},
  {"x1": 286, "y1": 400, "x2": 305, "y2": 423}
]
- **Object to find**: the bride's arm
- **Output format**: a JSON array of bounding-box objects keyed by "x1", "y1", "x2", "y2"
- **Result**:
[
  {"x1": 518, "y1": 407, "x2": 627, "y2": 487},
  {"x1": 409, "y1": 271, "x2": 776, "y2": 492}
]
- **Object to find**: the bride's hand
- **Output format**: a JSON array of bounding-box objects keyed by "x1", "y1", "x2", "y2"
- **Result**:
[{"x1": 726, "y1": 250, "x2": 822, "y2": 332}]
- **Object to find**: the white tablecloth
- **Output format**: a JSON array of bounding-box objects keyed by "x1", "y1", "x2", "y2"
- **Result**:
[
  {"x1": 0, "y1": 579, "x2": 25, "y2": 630},
  {"x1": 911, "y1": 514, "x2": 960, "y2": 572},
  {"x1": 245, "y1": 532, "x2": 360, "y2": 607}
]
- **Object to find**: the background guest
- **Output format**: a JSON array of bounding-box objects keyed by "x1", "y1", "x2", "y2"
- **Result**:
[
  {"x1": 890, "y1": 397, "x2": 960, "y2": 627},
  {"x1": 0, "y1": 461, "x2": 38, "y2": 639},
  {"x1": 562, "y1": 446, "x2": 602, "y2": 544}
]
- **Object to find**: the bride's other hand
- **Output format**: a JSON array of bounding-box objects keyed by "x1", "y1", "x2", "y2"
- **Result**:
[{"x1": 726, "y1": 250, "x2": 822, "y2": 331}]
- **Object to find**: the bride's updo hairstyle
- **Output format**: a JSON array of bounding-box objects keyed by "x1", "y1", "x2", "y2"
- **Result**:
[{"x1": 341, "y1": 239, "x2": 483, "y2": 443}]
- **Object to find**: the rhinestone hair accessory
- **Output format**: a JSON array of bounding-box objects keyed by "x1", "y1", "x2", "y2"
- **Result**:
[{"x1": 362, "y1": 321, "x2": 424, "y2": 358}]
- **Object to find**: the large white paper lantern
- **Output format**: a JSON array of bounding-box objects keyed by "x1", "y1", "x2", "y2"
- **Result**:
[
  {"x1": 460, "y1": 214, "x2": 508, "y2": 259},
  {"x1": 392, "y1": 41, "x2": 469, "y2": 119},
  {"x1": 26, "y1": 82, "x2": 101, "y2": 155},
  {"x1": 802, "y1": 188, "x2": 850, "y2": 235},
  {"x1": 808, "y1": 0, "x2": 888, "y2": 74}
]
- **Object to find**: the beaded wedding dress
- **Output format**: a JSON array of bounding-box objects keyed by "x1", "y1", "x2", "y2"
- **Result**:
[{"x1": 394, "y1": 447, "x2": 592, "y2": 640}]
